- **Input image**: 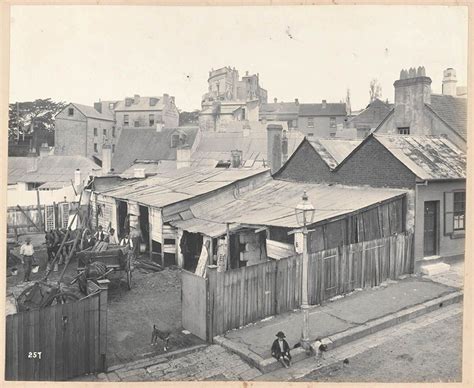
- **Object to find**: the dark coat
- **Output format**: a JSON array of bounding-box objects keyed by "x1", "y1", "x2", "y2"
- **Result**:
[{"x1": 271, "y1": 338, "x2": 291, "y2": 360}]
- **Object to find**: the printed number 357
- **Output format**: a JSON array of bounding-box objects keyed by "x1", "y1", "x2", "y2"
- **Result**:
[{"x1": 28, "y1": 352, "x2": 42, "y2": 359}]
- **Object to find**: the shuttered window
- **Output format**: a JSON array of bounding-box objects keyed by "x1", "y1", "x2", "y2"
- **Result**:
[{"x1": 444, "y1": 191, "x2": 465, "y2": 235}]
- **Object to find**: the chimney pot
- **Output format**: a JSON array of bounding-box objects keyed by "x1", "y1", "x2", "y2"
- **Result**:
[
  {"x1": 295, "y1": 98, "x2": 299, "y2": 105},
  {"x1": 74, "y1": 168, "x2": 81, "y2": 187},
  {"x1": 274, "y1": 98, "x2": 278, "y2": 103},
  {"x1": 230, "y1": 150, "x2": 243, "y2": 168}
]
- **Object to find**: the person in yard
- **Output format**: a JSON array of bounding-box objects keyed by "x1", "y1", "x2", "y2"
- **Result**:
[
  {"x1": 94, "y1": 225, "x2": 107, "y2": 242},
  {"x1": 271, "y1": 331, "x2": 292, "y2": 368},
  {"x1": 106, "y1": 228, "x2": 119, "y2": 245},
  {"x1": 45, "y1": 230, "x2": 55, "y2": 271},
  {"x1": 120, "y1": 234, "x2": 133, "y2": 248},
  {"x1": 20, "y1": 237, "x2": 35, "y2": 282}
]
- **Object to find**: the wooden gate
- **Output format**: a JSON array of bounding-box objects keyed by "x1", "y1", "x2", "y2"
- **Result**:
[
  {"x1": 181, "y1": 271, "x2": 208, "y2": 341},
  {"x1": 5, "y1": 291, "x2": 107, "y2": 381}
]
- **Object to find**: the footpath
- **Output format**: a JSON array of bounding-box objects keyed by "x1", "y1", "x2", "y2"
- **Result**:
[{"x1": 76, "y1": 267, "x2": 463, "y2": 382}]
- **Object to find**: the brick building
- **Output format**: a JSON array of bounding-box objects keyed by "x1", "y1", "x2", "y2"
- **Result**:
[{"x1": 276, "y1": 132, "x2": 466, "y2": 273}]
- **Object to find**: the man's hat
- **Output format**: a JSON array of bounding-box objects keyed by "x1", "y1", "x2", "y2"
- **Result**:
[
  {"x1": 25, "y1": 237, "x2": 31, "y2": 243},
  {"x1": 276, "y1": 331, "x2": 285, "y2": 338}
]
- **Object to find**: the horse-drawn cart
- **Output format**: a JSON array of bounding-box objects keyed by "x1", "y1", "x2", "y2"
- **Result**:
[{"x1": 76, "y1": 245, "x2": 133, "y2": 292}]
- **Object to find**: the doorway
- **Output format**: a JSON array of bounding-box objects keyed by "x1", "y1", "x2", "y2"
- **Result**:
[
  {"x1": 117, "y1": 200, "x2": 129, "y2": 239},
  {"x1": 423, "y1": 201, "x2": 439, "y2": 256},
  {"x1": 180, "y1": 231, "x2": 203, "y2": 272},
  {"x1": 139, "y1": 205, "x2": 150, "y2": 252}
]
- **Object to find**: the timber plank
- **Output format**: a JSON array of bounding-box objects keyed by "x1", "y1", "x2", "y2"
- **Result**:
[{"x1": 33, "y1": 309, "x2": 40, "y2": 380}]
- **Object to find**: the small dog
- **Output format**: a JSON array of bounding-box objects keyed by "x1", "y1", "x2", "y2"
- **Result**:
[{"x1": 151, "y1": 325, "x2": 170, "y2": 351}]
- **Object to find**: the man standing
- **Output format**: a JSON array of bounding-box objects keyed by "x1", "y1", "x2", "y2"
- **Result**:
[
  {"x1": 271, "y1": 331, "x2": 292, "y2": 368},
  {"x1": 20, "y1": 237, "x2": 35, "y2": 282}
]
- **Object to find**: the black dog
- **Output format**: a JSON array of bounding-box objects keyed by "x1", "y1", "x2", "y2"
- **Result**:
[{"x1": 151, "y1": 325, "x2": 170, "y2": 351}]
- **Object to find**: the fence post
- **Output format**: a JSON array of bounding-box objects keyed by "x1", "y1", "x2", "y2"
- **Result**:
[
  {"x1": 207, "y1": 265, "x2": 217, "y2": 342},
  {"x1": 97, "y1": 279, "x2": 109, "y2": 372}
]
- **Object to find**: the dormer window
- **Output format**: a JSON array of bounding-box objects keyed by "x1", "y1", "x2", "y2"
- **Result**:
[{"x1": 171, "y1": 133, "x2": 180, "y2": 148}]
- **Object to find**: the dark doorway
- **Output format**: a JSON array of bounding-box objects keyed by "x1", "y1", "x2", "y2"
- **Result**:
[
  {"x1": 139, "y1": 205, "x2": 150, "y2": 252},
  {"x1": 229, "y1": 234, "x2": 242, "y2": 269},
  {"x1": 424, "y1": 201, "x2": 439, "y2": 256},
  {"x1": 180, "y1": 231, "x2": 203, "y2": 272},
  {"x1": 117, "y1": 200, "x2": 129, "y2": 239}
]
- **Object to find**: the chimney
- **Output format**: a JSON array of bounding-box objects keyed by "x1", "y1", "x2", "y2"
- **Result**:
[
  {"x1": 177, "y1": 146, "x2": 191, "y2": 169},
  {"x1": 267, "y1": 124, "x2": 283, "y2": 174},
  {"x1": 246, "y1": 71, "x2": 249, "y2": 76},
  {"x1": 125, "y1": 97, "x2": 132, "y2": 107},
  {"x1": 442, "y1": 68, "x2": 457, "y2": 96},
  {"x1": 295, "y1": 98, "x2": 299, "y2": 105},
  {"x1": 102, "y1": 144, "x2": 112, "y2": 175},
  {"x1": 74, "y1": 168, "x2": 82, "y2": 187},
  {"x1": 94, "y1": 102, "x2": 102, "y2": 113},
  {"x1": 133, "y1": 94, "x2": 140, "y2": 104},
  {"x1": 230, "y1": 150, "x2": 242, "y2": 168},
  {"x1": 394, "y1": 66, "x2": 431, "y2": 135},
  {"x1": 281, "y1": 131, "x2": 289, "y2": 164},
  {"x1": 134, "y1": 168, "x2": 146, "y2": 178},
  {"x1": 163, "y1": 94, "x2": 170, "y2": 105},
  {"x1": 274, "y1": 98, "x2": 278, "y2": 103},
  {"x1": 39, "y1": 143, "x2": 50, "y2": 157},
  {"x1": 322, "y1": 100, "x2": 327, "y2": 109}
]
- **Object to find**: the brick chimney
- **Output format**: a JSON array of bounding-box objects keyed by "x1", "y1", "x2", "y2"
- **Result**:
[
  {"x1": 267, "y1": 124, "x2": 283, "y2": 174},
  {"x1": 274, "y1": 97, "x2": 278, "y2": 103},
  {"x1": 281, "y1": 131, "x2": 289, "y2": 164},
  {"x1": 94, "y1": 102, "x2": 102, "y2": 113},
  {"x1": 133, "y1": 94, "x2": 140, "y2": 104},
  {"x1": 322, "y1": 100, "x2": 327, "y2": 109},
  {"x1": 394, "y1": 66, "x2": 431, "y2": 135},
  {"x1": 442, "y1": 68, "x2": 457, "y2": 96},
  {"x1": 102, "y1": 144, "x2": 112, "y2": 175},
  {"x1": 230, "y1": 150, "x2": 242, "y2": 168},
  {"x1": 295, "y1": 98, "x2": 299, "y2": 105}
]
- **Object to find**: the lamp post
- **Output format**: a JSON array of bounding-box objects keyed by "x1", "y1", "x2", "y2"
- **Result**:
[{"x1": 295, "y1": 191, "x2": 315, "y2": 351}]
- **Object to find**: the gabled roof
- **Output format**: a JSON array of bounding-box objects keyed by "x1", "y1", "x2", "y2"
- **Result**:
[
  {"x1": 299, "y1": 103, "x2": 347, "y2": 117},
  {"x1": 171, "y1": 179, "x2": 406, "y2": 237},
  {"x1": 427, "y1": 95, "x2": 467, "y2": 140},
  {"x1": 114, "y1": 96, "x2": 167, "y2": 111},
  {"x1": 308, "y1": 138, "x2": 362, "y2": 170},
  {"x1": 111, "y1": 127, "x2": 199, "y2": 173},
  {"x1": 373, "y1": 135, "x2": 466, "y2": 180},
  {"x1": 71, "y1": 103, "x2": 115, "y2": 121},
  {"x1": 8, "y1": 155, "x2": 100, "y2": 185},
  {"x1": 348, "y1": 98, "x2": 393, "y2": 128}
]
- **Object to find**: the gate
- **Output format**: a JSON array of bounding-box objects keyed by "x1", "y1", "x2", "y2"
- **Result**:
[
  {"x1": 181, "y1": 270, "x2": 208, "y2": 341},
  {"x1": 5, "y1": 291, "x2": 107, "y2": 381}
]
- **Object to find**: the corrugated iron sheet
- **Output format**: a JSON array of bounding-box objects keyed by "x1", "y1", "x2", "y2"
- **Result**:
[
  {"x1": 171, "y1": 179, "x2": 407, "y2": 237},
  {"x1": 374, "y1": 135, "x2": 466, "y2": 180}
]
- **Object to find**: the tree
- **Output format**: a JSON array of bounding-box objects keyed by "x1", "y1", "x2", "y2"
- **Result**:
[
  {"x1": 178, "y1": 110, "x2": 200, "y2": 126},
  {"x1": 369, "y1": 79, "x2": 382, "y2": 103},
  {"x1": 8, "y1": 98, "x2": 66, "y2": 141}
]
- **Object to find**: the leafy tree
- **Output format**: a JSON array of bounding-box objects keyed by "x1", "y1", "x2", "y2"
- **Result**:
[
  {"x1": 178, "y1": 110, "x2": 200, "y2": 126},
  {"x1": 369, "y1": 79, "x2": 382, "y2": 103},
  {"x1": 8, "y1": 98, "x2": 66, "y2": 140}
]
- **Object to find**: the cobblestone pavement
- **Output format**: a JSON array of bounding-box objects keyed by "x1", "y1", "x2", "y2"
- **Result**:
[
  {"x1": 76, "y1": 344, "x2": 262, "y2": 382},
  {"x1": 257, "y1": 302, "x2": 463, "y2": 381},
  {"x1": 426, "y1": 261, "x2": 464, "y2": 289}
]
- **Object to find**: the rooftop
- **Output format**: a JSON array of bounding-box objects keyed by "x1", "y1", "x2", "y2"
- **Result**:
[
  {"x1": 171, "y1": 179, "x2": 406, "y2": 237},
  {"x1": 308, "y1": 138, "x2": 362, "y2": 170},
  {"x1": 428, "y1": 94, "x2": 467, "y2": 140},
  {"x1": 299, "y1": 103, "x2": 347, "y2": 117},
  {"x1": 71, "y1": 103, "x2": 115, "y2": 121},
  {"x1": 113, "y1": 95, "x2": 170, "y2": 111}
]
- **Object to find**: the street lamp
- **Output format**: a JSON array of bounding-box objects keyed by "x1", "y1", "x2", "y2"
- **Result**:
[{"x1": 295, "y1": 191, "x2": 315, "y2": 352}]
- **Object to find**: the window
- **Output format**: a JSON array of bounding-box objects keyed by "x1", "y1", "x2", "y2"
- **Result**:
[
  {"x1": 307, "y1": 117, "x2": 314, "y2": 128},
  {"x1": 109, "y1": 102, "x2": 115, "y2": 110},
  {"x1": 330, "y1": 117, "x2": 336, "y2": 128},
  {"x1": 124, "y1": 115, "x2": 129, "y2": 126},
  {"x1": 93, "y1": 128, "x2": 98, "y2": 136},
  {"x1": 291, "y1": 120, "x2": 297, "y2": 128},
  {"x1": 149, "y1": 114, "x2": 155, "y2": 126},
  {"x1": 330, "y1": 133, "x2": 336, "y2": 138},
  {"x1": 453, "y1": 192, "x2": 465, "y2": 231},
  {"x1": 94, "y1": 143, "x2": 98, "y2": 152},
  {"x1": 112, "y1": 127, "x2": 116, "y2": 138},
  {"x1": 68, "y1": 108, "x2": 74, "y2": 116},
  {"x1": 444, "y1": 190, "x2": 466, "y2": 234},
  {"x1": 307, "y1": 133, "x2": 314, "y2": 137},
  {"x1": 134, "y1": 121, "x2": 140, "y2": 127},
  {"x1": 170, "y1": 134, "x2": 180, "y2": 148},
  {"x1": 103, "y1": 129, "x2": 107, "y2": 136},
  {"x1": 398, "y1": 127, "x2": 410, "y2": 135},
  {"x1": 112, "y1": 144, "x2": 115, "y2": 153}
]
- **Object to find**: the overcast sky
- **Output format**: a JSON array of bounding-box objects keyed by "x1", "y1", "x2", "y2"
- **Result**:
[{"x1": 10, "y1": 5, "x2": 468, "y2": 112}]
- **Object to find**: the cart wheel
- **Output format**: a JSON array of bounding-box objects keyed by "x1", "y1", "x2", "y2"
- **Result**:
[
  {"x1": 126, "y1": 269, "x2": 132, "y2": 290},
  {"x1": 44, "y1": 291, "x2": 79, "y2": 307}
]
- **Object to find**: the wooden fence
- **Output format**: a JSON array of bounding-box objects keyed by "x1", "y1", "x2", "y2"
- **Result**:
[
  {"x1": 5, "y1": 291, "x2": 107, "y2": 381},
  {"x1": 193, "y1": 231, "x2": 413, "y2": 339}
]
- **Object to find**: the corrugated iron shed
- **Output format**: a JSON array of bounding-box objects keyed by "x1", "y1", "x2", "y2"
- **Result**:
[
  {"x1": 374, "y1": 135, "x2": 466, "y2": 180},
  {"x1": 98, "y1": 166, "x2": 270, "y2": 208},
  {"x1": 171, "y1": 179, "x2": 406, "y2": 237}
]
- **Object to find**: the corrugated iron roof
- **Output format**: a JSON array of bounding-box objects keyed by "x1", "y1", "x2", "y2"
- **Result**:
[
  {"x1": 99, "y1": 166, "x2": 270, "y2": 208},
  {"x1": 374, "y1": 135, "x2": 466, "y2": 180},
  {"x1": 309, "y1": 139, "x2": 362, "y2": 169},
  {"x1": 8, "y1": 155, "x2": 100, "y2": 185},
  {"x1": 171, "y1": 179, "x2": 406, "y2": 237}
]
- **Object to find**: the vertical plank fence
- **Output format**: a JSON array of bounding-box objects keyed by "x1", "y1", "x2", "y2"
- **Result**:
[{"x1": 5, "y1": 291, "x2": 107, "y2": 381}]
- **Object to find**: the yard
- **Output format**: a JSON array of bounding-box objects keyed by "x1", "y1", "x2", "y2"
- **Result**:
[{"x1": 6, "y1": 235, "x2": 205, "y2": 368}]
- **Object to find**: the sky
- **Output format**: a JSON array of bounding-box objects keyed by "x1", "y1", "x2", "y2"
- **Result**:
[{"x1": 9, "y1": 5, "x2": 468, "y2": 112}]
